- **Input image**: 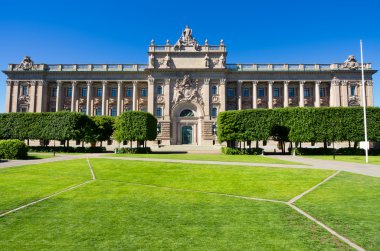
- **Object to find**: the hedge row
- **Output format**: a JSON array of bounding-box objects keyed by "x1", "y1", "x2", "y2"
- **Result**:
[
  {"x1": 115, "y1": 147, "x2": 152, "y2": 154},
  {"x1": 294, "y1": 147, "x2": 380, "y2": 156},
  {"x1": 217, "y1": 107, "x2": 380, "y2": 143},
  {"x1": 221, "y1": 147, "x2": 263, "y2": 155},
  {"x1": 28, "y1": 146, "x2": 106, "y2": 153},
  {"x1": 0, "y1": 139, "x2": 28, "y2": 159}
]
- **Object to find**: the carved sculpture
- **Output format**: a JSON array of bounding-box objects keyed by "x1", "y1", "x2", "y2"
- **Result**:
[
  {"x1": 219, "y1": 54, "x2": 226, "y2": 68},
  {"x1": 18, "y1": 95, "x2": 30, "y2": 104},
  {"x1": 172, "y1": 75, "x2": 203, "y2": 106},
  {"x1": 164, "y1": 54, "x2": 171, "y2": 68},
  {"x1": 17, "y1": 56, "x2": 35, "y2": 71},
  {"x1": 342, "y1": 55, "x2": 360, "y2": 70},
  {"x1": 148, "y1": 54, "x2": 155, "y2": 68},
  {"x1": 174, "y1": 25, "x2": 201, "y2": 51},
  {"x1": 204, "y1": 54, "x2": 210, "y2": 68}
]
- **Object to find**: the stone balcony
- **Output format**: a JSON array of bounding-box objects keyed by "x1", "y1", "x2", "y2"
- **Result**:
[{"x1": 226, "y1": 63, "x2": 372, "y2": 72}]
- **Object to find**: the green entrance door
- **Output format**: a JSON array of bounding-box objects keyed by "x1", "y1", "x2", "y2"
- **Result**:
[{"x1": 182, "y1": 126, "x2": 193, "y2": 144}]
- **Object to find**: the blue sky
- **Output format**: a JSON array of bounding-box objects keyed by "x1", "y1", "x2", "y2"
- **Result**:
[{"x1": 0, "y1": 0, "x2": 379, "y2": 112}]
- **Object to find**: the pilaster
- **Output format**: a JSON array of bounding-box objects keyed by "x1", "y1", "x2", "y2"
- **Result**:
[
  {"x1": 366, "y1": 80, "x2": 374, "y2": 107},
  {"x1": 164, "y1": 79, "x2": 171, "y2": 119},
  {"x1": 341, "y1": 80, "x2": 348, "y2": 107},
  {"x1": 147, "y1": 76, "x2": 154, "y2": 115},
  {"x1": 132, "y1": 81, "x2": 138, "y2": 111},
  {"x1": 219, "y1": 78, "x2": 226, "y2": 112},
  {"x1": 117, "y1": 81, "x2": 123, "y2": 115},
  {"x1": 237, "y1": 80, "x2": 242, "y2": 110},
  {"x1": 102, "y1": 81, "x2": 107, "y2": 115},
  {"x1": 12, "y1": 81, "x2": 19, "y2": 112},
  {"x1": 36, "y1": 81, "x2": 45, "y2": 112},
  {"x1": 86, "y1": 81, "x2": 92, "y2": 115},
  {"x1": 268, "y1": 81, "x2": 273, "y2": 109},
  {"x1": 5, "y1": 80, "x2": 12, "y2": 112},
  {"x1": 203, "y1": 78, "x2": 210, "y2": 118},
  {"x1": 299, "y1": 81, "x2": 305, "y2": 107},
  {"x1": 71, "y1": 81, "x2": 77, "y2": 112},
  {"x1": 314, "y1": 81, "x2": 321, "y2": 107},
  {"x1": 283, "y1": 81, "x2": 289, "y2": 107},
  {"x1": 252, "y1": 81, "x2": 257, "y2": 109},
  {"x1": 330, "y1": 78, "x2": 340, "y2": 107},
  {"x1": 56, "y1": 81, "x2": 62, "y2": 112},
  {"x1": 29, "y1": 81, "x2": 37, "y2": 112}
]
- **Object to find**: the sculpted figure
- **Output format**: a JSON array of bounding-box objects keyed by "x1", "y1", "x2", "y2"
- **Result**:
[
  {"x1": 343, "y1": 55, "x2": 360, "y2": 70},
  {"x1": 18, "y1": 56, "x2": 34, "y2": 70},
  {"x1": 164, "y1": 54, "x2": 171, "y2": 68},
  {"x1": 204, "y1": 54, "x2": 210, "y2": 68},
  {"x1": 219, "y1": 54, "x2": 226, "y2": 68},
  {"x1": 148, "y1": 54, "x2": 155, "y2": 68}
]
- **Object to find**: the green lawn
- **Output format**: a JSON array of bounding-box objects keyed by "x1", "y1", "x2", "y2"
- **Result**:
[
  {"x1": 27, "y1": 153, "x2": 56, "y2": 159},
  {"x1": 302, "y1": 155, "x2": 380, "y2": 165},
  {"x1": 296, "y1": 172, "x2": 380, "y2": 250},
  {"x1": 110, "y1": 153, "x2": 303, "y2": 165}
]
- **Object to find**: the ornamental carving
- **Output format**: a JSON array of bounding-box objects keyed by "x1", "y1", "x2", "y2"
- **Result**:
[
  {"x1": 156, "y1": 95, "x2": 165, "y2": 103},
  {"x1": 17, "y1": 56, "x2": 36, "y2": 71},
  {"x1": 342, "y1": 55, "x2": 360, "y2": 70},
  {"x1": 79, "y1": 98, "x2": 86, "y2": 105},
  {"x1": 212, "y1": 95, "x2": 220, "y2": 103},
  {"x1": 109, "y1": 98, "x2": 116, "y2": 105},
  {"x1": 172, "y1": 75, "x2": 203, "y2": 106},
  {"x1": 349, "y1": 96, "x2": 360, "y2": 106},
  {"x1": 94, "y1": 98, "x2": 101, "y2": 106},
  {"x1": 18, "y1": 95, "x2": 30, "y2": 104},
  {"x1": 174, "y1": 25, "x2": 201, "y2": 51},
  {"x1": 123, "y1": 98, "x2": 130, "y2": 104},
  {"x1": 139, "y1": 98, "x2": 145, "y2": 105}
]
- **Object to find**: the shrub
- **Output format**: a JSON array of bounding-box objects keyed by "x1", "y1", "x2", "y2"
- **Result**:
[
  {"x1": 0, "y1": 139, "x2": 28, "y2": 159},
  {"x1": 221, "y1": 147, "x2": 263, "y2": 155},
  {"x1": 28, "y1": 146, "x2": 106, "y2": 153},
  {"x1": 293, "y1": 147, "x2": 380, "y2": 156},
  {"x1": 115, "y1": 147, "x2": 152, "y2": 154}
]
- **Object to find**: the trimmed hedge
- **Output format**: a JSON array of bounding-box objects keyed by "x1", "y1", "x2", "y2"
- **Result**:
[
  {"x1": 28, "y1": 146, "x2": 106, "y2": 153},
  {"x1": 115, "y1": 147, "x2": 152, "y2": 154},
  {"x1": 293, "y1": 147, "x2": 380, "y2": 156},
  {"x1": 221, "y1": 147, "x2": 263, "y2": 155},
  {"x1": 0, "y1": 139, "x2": 28, "y2": 159}
]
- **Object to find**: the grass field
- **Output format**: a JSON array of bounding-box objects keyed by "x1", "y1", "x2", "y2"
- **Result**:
[
  {"x1": 303, "y1": 155, "x2": 380, "y2": 165},
  {"x1": 110, "y1": 153, "x2": 303, "y2": 165},
  {"x1": 0, "y1": 158, "x2": 378, "y2": 250}
]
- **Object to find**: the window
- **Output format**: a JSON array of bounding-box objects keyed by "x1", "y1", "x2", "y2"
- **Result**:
[
  {"x1": 95, "y1": 108, "x2": 102, "y2": 116},
  {"x1": 20, "y1": 107, "x2": 28, "y2": 112},
  {"x1": 67, "y1": 87, "x2": 72, "y2": 97},
  {"x1": 125, "y1": 107, "x2": 132, "y2": 111},
  {"x1": 320, "y1": 87, "x2": 326, "y2": 97},
  {"x1": 243, "y1": 87, "x2": 249, "y2": 97},
  {"x1": 81, "y1": 87, "x2": 87, "y2": 97},
  {"x1": 111, "y1": 87, "x2": 117, "y2": 97},
  {"x1": 22, "y1": 85, "x2": 28, "y2": 96},
  {"x1": 180, "y1": 109, "x2": 194, "y2": 117},
  {"x1": 273, "y1": 88, "x2": 280, "y2": 97},
  {"x1": 212, "y1": 85, "x2": 218, "y2": 95},
  {"x1": 110, "y1": 107, "x2": 117, "y2": 117},
  {"x1": 156, "y1": 85, "x2": 163, "y2": 95},
  {"x1": 289, "y1": 87, "x2": 295, "y2": 97},
  {"x1": 126, "y1": 87, "x2": 132, "y2": 97},
  {"x1": 80, "y1": 107, "x2": 86, "y2": 114},
  {"x1": 258, "y1": 88, "x2": 265, "y2": 97},
  {"x1": 304, "y1": 87, "x2": 311, "y2": 97},
  {"x1": 51, "y1": 87, "x2": 57, "y2": 97},
  {"x1": 156, "y1": 107, "x2": 162, "y2": 117},
  {"x1": 97, "y1": 87, "x2": 102, "y2": 97},
  {"x1": 350, "y1": 85, "x2": 356, "y2": 96},
  {"x1": 227, "y1": 88, "x2": 235, "y2": 97},
  {"x1": 141, "y1": 88, "x2": 147, "y2": 97},
  {"x1": 211, "y1": 107, "x2": 218, "y2": 118}
]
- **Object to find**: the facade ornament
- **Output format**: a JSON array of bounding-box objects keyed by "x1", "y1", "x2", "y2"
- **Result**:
[
  {"x1": 174, "y1": 25, "x2": 201, "y2": 51},
  {"x1": 342, "y1": 55, "x2": 360, "y2": 70},
  {"x1": 332, "y1": 77, "x2": 340, "y2": 86},
  {"x1": 148, "y1": 54, "x2": 155, "y2": 68},
  {"x1": 6, "y1": 80, "x2": 12, "y2": 86},
  {"x1": 204, "y1": 54, "x2": 210, "y2": 68},
  {"x1": 220, "y1": 78, "x2": 226, "y2": 85},
  {"x1": 79, "y1": 98, "x2": 86, "y2": 105},
  {"x1": 172, "y1": 74, "x2": 203, "y2": 106},
  {"x1": 18, "y1": 95, "x2": 30, "y2": 104},
  {"x1": 166, "y1": 39, "x2": 170, "y2": 46},
  {"x1": 148, "y1": 75, "x2": 154, "y2": 85},
  {"x1": 17, "y1": 56, "x2": 35, "y2": 71},
  {"x1": 366, "y1": 80, "x2": 373, "y2": 86},
  {"x1": 150, "y1": 39, "x2": 154, "y2": 46},
  {"x1": 156, "y1": 95, "x2": 165, "y2": 103},
  {"x1": 220, "y1": 39, "x2": 224, "y2": 46},
  {"x1": 164, "y1": 54, "x2": 172, "y2": 68},
  {"x1": 212, "y1": 96, "x2": 220, "y2": 103},
  {"x1": 219, "y1": 54, "x2": 226, "y2": 68},
  {"x1": 348, "y1": 95, "x2": 360, "y2": 106},
  {"x1": 205, "y1": 39, "x2": 208, "y2": 46}
]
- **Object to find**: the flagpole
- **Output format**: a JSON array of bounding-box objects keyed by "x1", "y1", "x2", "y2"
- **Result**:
[{"x1": 360, "y1": 40, "x2": 369, "y2": 164}]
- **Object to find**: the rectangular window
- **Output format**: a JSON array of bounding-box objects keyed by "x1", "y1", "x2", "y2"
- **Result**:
[
  {"x1": 110, "y1": 107, "x2": 117, "y2": 117},
  {"x1": 350, "y1": 85, "x2": 356, "y2": 96},
  {"x1": 211, "y1": 107, "x2": 218, "y2": 118},
  {"x1": 141, "y1": 88, "x2": 147, "y2": 97},
  {"x1": 95, "y1": 108, "x2": 102, "y2": 116},
  {"x1": 289, "y1": 87, "x2": 295, "y2": 97},
  {"x1": 156, "y1": 107, "x2": 162, "y2": 117},
  {"x1": 51, "y1": 87, "x2": 57, "y2": 97},
  {"x1": 258, "y1": 88, "x2": 265, "y2": 97},
  {"x1": 227, "y1": 88, "x2": 235, "y2": 97},
  {"x1": 22, "y1": 85, "x2": 28, "y2": 96},
  {"x1": 156, "y1": 85, "x2": 163, "y2": 95},
  {"x1": 212, "y1": 86, "x2": 218, "y2": 95},
  {"x1": 111, "y1": 87, "x2": 117, "y2": 97},
  {"x1": 243, "y1": 87, "x2": 249, "y2": 97},
  {"x1": 126, "y1": 87, "x2": 132, "y2": 97},
  {"x1": 273, "y1": 88, "x2": 280, "y2": 97},
  {"x1": 304, "y1": 87, "x2": 311, "y2": 97},
  {"x1": 67, "y1": 87, "x2": 72, "y2": 97},
  {"x1": 320, "y1": 87, "x2": 326, "y2": 97},
  {"x1": 81, "y1": 87, "x2": 87, "y2": 97},
  {"x1": 97, "y1": 87, "x2": 102, "y2": 97}
]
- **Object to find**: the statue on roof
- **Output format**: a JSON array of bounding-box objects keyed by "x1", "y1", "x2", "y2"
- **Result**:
[
  {"x1": 342, "y1": 55, "x2": 360, "y2": 70},
  {"x1": 174, "y1": 25, "x2": 200, "y2": 51},
  {"x1": 17, "y1": 56, "x2": 35, "y2": 70}
]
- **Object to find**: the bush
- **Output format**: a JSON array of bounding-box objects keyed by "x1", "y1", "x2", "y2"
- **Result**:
[
  {"x1": 293, "y1": 147, "x2": 380, "y2": 156},
  {"x1": 28, "y1": 146, "x2": 106, "y2": 153},
  {"x1": 221, "y1": 147, "x2": 263, "y2": 155},
  {"x1": 115, "y1": 147, "x2": 152, "y2": 154},
  {"x1": 0, "y1": 139, "x2": 28, "y2": 159}
]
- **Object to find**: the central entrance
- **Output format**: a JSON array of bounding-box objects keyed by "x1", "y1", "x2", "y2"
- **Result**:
[{"x1": 182, "y1": 126, "x2": 193, "y2": 144}]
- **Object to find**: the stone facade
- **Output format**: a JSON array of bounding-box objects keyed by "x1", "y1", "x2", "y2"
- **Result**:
[{"x1": 2, "y1": 26, "x2": 377, "y2": 146}]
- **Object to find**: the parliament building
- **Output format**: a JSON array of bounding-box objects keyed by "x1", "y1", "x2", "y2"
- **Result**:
[{"x1": 2, "y1": 26, "x2": 377, "y2": 146}]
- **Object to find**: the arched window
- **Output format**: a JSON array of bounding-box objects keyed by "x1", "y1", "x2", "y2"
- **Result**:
[{"x1": 180, "y1": 109, "x2": 194, "y2": 117}]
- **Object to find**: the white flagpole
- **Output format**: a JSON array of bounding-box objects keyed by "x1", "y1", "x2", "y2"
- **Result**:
[{"x1": 360, "y1": 40, "x2": 369, "y2": 164}]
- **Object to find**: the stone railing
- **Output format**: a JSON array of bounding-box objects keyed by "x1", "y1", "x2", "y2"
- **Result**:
[
  {"x1": 148, "y1": 44, "x2": 226, "y2": 53},
  {"x1": 226, "y1": 63, "x2": 372, "y2": 71},
  {"x1": 7, "y1": 64, "x2": 148, "y2": 72}
]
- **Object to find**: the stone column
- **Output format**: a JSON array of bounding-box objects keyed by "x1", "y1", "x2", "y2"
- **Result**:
[
  {"x1": 314, "y1": 81, "x2": 321, "y2": 107},
  {"x1": 204, "y1": 78, "x2": 210, "y2": 118},
  {"x1": 56, "y1": 81, "x2": 62, "y2": 112},
  {"x1": 117, "y1": 81, "x2": 123, "y2": 115},
  {"x1": 71, "y1": 81, "x2": 77, "y2": 112},
  {"x1": 36, "y1": 80, "x2": 45, "y2": 112},
  {"x1": 132, "y1": 81, "x2": 138, "y2": 111},
  {"x1": 5, "y1": 80, "x2": 12, "y2": 113},
  {"x1": 283, "y1": 81, "x2": 289, "y2": 107},
  {"x1": 147, "y1": 76, "x2": 154, "y2": 115},
  {"x1": 237, "y1": 80, "x2": 242, "y2": 110},
  {"x1": 329, "y1": 78, "x2": 340, "y2": 107},
  {"x1": 164, "y1": 79, "x2": 170, "y2": 118},
  {"x1": 299, "y1": 81, "x2": 305, "y2": 107},
  {"x1": 86, "y1": 81, "x2": 92, "y2": 115},
  {"x1": 366, "y1": 80, "x2": 374, "y2": 107},
  {"x1": 12, "y1": 81, "x2": 20, "y2": 112},
  {"x1": 341, "y1": 80, "x2": 348, "y2": 107},
  {"x1": 29, "y1": 81, "x2": 37, "y2": 112},
  {"x1": 252, "y1": 81, "x2": 257, "y2": 109},
  {"x1": 219, "y1": 78, "x2": 226, "y2": 112},
  {"x1": 268, "y1": 81, "x2": 273, "y2": 109},
  {"x1": 101, "y1": 81, "x2": 107, "y2": 115}
]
